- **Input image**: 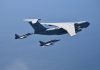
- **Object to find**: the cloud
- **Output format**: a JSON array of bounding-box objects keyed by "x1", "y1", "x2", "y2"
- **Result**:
[{"x1": 5, "y1": 59, "x2": 29, "y2": 70}]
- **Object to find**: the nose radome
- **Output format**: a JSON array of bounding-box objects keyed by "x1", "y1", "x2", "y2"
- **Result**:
[
  {"x1": 83, "y1": 22, "x2": 90, "y2": 27},
  {"x1": 79, "y1": 21, "x2": 90, "y2": 28}
]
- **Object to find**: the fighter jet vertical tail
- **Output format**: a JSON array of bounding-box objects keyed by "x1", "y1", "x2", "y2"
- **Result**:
[
  {"x1": 39, "y1": 41, "x2": 45, "y2": 46},
  {"x1": 15, "y1": 34, "x2": 19, "y2": 39},
  {"x1": 24, "y1": 19, "x2": 47, "y2": 33}
]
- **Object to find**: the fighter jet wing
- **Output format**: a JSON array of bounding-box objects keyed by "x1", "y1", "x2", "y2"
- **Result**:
[{"x1": 42, "y1": 23, "x2": 76, "y2": 36}]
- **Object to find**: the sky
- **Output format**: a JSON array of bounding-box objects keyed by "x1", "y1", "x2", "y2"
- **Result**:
[{"x1": 0, "y1": 0, "x2": 100, "y2": 70}]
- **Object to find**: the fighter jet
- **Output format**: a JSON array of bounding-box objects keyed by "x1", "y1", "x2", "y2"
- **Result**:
[
  {"x1": 24, "y1": 19, "x2": 90, "y2": 36},
  {"x1": 39, "y1": 39, "x2": 60, "y2": 47},
  {"x1": 15, "y1": 33, "x2": 33, "y2": 39}
]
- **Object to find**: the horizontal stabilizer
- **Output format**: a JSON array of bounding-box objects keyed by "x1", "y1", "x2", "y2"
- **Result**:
[{"x1": 24, "y1": 19, "x2": 41, "y2": 24}]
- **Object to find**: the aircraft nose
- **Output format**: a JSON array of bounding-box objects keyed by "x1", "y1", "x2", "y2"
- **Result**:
[
  {"x1": 79, "y1": 21, "x2": 90, "y2": 28},
  {"x1": 83, "y1": 22, "x2": 90, "y2": 28}
]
